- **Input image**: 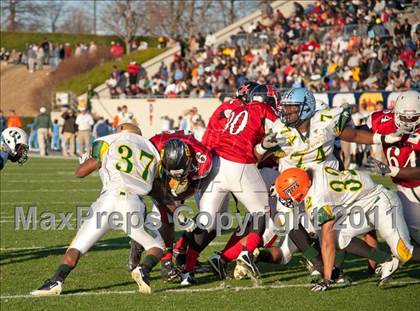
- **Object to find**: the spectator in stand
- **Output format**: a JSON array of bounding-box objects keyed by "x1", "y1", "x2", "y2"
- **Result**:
[
  {"x1": 127, "y1": 59, "x2": 140, "y2": 94},
  {"x1": 7, "y1": 110, "x2": 22, "y2": 128},
  {"x1": 33, "y1": 107, "x2": 52, "y2": 156},
  {"x1": 64, "y1": 43, "x2": 72, "y2": 58},
  {"x1": 61, "y1": 108, "x2": 77, "y2": 157},
  {"x1": 93, "y1": 117, "x2": 111, "y2": 138},
  {"x1": 110, "y1": 41, "x2": 124, "y2": 59},
  {"x1": 158, "y1": 35, "x2": 167, "y2": 48},
  {"x1": 58, "y1": 44, "x2": 65, "y2": 61},
  {"x1": 27, "y1": 45, "x2": 36, "y2": 73},
  {"x1": 75, "y1": 108, "x2": 94, "y2": 156},
  {"x1": 36, "y1": 44, "x2": 45, "y2": 70},
  {"x1": 89, "y1": 41, "x2": 97, "y2": 54},
  {"x1": 0, "y1": 110, "x2": 6, "y2": 133},
  {"x1": 112, "y1": 106, "x2": 122, "y2": 129},
  {"x1": 51, "y1": 119, "x2": 61, "y2": 151}
]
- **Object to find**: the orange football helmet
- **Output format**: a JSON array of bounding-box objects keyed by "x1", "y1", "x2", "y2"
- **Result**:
[{"x1": 275, "y1": 167, "x2": 311, "y2": 203}]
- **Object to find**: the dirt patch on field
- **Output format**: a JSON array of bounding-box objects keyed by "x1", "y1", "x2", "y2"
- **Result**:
[{"x1": 0, "y1": 62, "x2": 52, "y2": 116}]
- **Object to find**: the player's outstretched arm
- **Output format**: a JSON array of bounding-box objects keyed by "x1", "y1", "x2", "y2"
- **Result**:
[
  {"x1": 339, "y1": 127, "x2": 402, "y2": 145},
  {"x1": 75, "y1": 158, "x2": 100, "y2": 178}
]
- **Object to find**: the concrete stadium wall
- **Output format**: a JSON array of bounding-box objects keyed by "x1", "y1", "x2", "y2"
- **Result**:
[{"x1": 91, "y1": 98, "x2": 221, "y2": 138}]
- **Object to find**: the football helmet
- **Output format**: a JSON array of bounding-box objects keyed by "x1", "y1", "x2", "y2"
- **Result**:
[
  {"x1": 275, "y1": 167, "x2": 311, "y2": 203},
  {"x1": 1, "y1": 127, "x2": 29, "y2": 164},
  {"x1": 394, "y1": 90, "x2": 420, "y2": 134},
  {"x1": 236, "y1": 81, "x2": 260, "y2": 104},
  {"x1": 249, "y1": 84, "x2": 281, "y2": 113},
  {"x1": 116, "y1": 123, "x2": 142, "y2": 135},
  {"x1": 161, "y1": 138, "x2": 195, "y2": 180},
  {"x1": 279, "y1": 87, "x2": 316, "y2": 127}
]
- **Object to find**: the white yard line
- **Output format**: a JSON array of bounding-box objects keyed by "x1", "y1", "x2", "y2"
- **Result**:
[{"x1": 1, "y1": 280, "x2": 420, "y2": 300}]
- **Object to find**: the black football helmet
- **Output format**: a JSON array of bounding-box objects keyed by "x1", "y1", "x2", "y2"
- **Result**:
[
  {"x1": 161, "y1": 138, "x2": 195, "y2": 180},
  {"x1": 249, "y1": 84, "x2": 281, "y2": 113},
  {"x1": 235, "y1": 81, "x2": 260, "y2": 103}
]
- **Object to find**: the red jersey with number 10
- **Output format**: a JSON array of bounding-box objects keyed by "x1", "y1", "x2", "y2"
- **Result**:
[
  {"x1": 150, "y1": 131, "x2": 212, "y2": 180},
  {"x1": 213, "y1": 101, "x2": 278, "y2": 164},
  {"x1": 202, "y1": 98, "x2": 243, "y2": 150},
  {"x1": 368, "y1": 110, "x2": 420, "y2": 188}
]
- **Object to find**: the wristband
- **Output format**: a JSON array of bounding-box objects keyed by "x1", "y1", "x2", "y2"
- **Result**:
[
  {"x1": 255, "y1": 143, "x2": 266, "y2": 155},
  {"x1": 389, "y1": 166, "x2": 400, "y2": 178},
  {"x1": 372, "y1": 133, "x2": 384, "y2": 144}
]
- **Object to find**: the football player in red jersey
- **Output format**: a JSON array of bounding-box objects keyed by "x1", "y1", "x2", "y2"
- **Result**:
[
  {"x1": 202, "y1": 81, "x2": 259, "y2": 150},
  {"x1": 368, "y1": 90, "x2": 420, "y2": 245},
  {"x1": 179, "y1": 84, "x2": 287, "y2": 285},
  {"x1": 128, "y1": 131, "x2": 213, "y2": 281}
]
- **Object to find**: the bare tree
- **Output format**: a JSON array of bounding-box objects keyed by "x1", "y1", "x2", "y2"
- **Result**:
[
  {"x1": 59, "y1": 8, "x2": 93, "y2": 34},
  {"x1": 100, "y1": 0, "x2": 140, "y2": 54},
  {"x1": 41, "y1": 0, "x2": 67, "y2": 33},
  {"x1": 0, "y1": 0, "x2": 43, "y2": 32}
]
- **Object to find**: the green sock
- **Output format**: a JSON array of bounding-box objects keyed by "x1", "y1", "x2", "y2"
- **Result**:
[
  {"x1": 368, "y1": 248, "x2": 391, "y2": 264},
  {"x1": 52, "y1": 264, "x2": 72, "y2": 283},
  {"x1": 334, "y1": 250, "x2": 346, "y2": 269},
  {"x1": 302, "y1": 245, "x2": 323, "y2": 271},
  {"x1": 141, "y1": 255, "x2": 159, "y2": 272}
]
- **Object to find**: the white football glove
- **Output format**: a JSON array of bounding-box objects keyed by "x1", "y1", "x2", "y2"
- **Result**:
[
  {"x1": 256, "y1": 132, "x2": 288, "y2": 155},
  {"x1": 177, "y1": 213, "x2": 196, "y2": 232},
  {"x1": 373, "y1": 130, "x2": 403, "y2": 144},
  {"x1": 78, "y1": 152, "x2": 90, "y2": 164}
]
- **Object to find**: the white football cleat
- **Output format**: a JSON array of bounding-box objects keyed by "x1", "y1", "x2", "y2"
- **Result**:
[
  {"x1": 180, "y1": 271, "x2": 195, "y2": 286},
  {"x1": 131, "y1": 266, "x2": 152, "y2": 294},
  {"x1": 376, "y1": 257, "x2": 400, "y2": 287},
  {"x1": 31, "y1": 279, "x2": 63, "y2": 296}
]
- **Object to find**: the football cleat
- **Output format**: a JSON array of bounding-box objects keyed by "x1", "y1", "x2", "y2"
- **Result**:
[
  {"x1": 194, "y1": 260, "x2": 211, "y2": 274},
  {"x1": 376, "y1": 257, "x2": 399, "y2": 287},
  {"x1": 30, "y1": 279, "x2": 63, "y2": 296},
  {"x1": 128, "y1": 240, "x2": 144, "y2": 272},
  {"x1": 161, "y1": 260, "x2": 178, "y2": 282},
  {"x1": 236, "y1": 250, "x2": 261, "y2": 279},
  {"x1": 309, "y1": 270, "x2": 322, "y2": 284},
  {"x1": 180, "y1": 271, "x2": 195, "y2": 286},
  {"x1": 233, "y1": 261, "x2": 249, "y2": 280},
  {"x1": 131, "y1": 266, "x2": 152, "y2": 294},
  {"x1": 208, "y1": 253, "x2": 227, "y2": 280}
]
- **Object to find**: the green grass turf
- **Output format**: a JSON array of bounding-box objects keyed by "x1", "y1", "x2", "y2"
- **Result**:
[{"x1": 1, "y1": 158, "x2": 419, "y2": 310}]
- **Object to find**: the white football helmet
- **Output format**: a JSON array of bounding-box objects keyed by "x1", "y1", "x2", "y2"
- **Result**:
[
  {"x1": 394, "y1": 90, "x2": 420, "y2": 134},
  {"x1": 1, "y1": 127, "x2": 29, "y2": 164}
]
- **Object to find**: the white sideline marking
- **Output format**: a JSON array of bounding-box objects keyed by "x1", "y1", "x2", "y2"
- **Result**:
[
  {"x1": 1, "y1": 280, "x2": 420, "y2": 300},
  {"x1": 0, "y1": 242, "x2": 227, "y2": 252}
]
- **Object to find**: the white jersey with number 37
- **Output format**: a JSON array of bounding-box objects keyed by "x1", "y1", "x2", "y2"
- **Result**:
[
  {"x1": 271, "y1": 107, "x2": 350, "y2": 171},
  {"x1": 91, "y1": 132, "x2": 160, "y2": 196}
]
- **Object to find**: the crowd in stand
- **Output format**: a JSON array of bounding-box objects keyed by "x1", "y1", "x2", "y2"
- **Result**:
[
  {"x1": 106, "y1": 0, "x2": 418, "y2": 98},
  {"x1": 0, "y1": 40, "x2": 99, "y2": 73}
]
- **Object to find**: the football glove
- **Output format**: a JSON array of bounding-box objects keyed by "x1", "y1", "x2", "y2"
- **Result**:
[
  {"x1": 262, "y1": 132, "x2": 288, "y2": 151},
  {"x1": 177, "y1": 213, "x2": 196, "y2": 232},
  {"x1": 373, "y1": 130, "x2": 403, "y2": 144},
  {"x1": 311, "y1": 279, "x2": 332, "y2": 292},
  {"x1": 368, "y1": 157, "x2": 400, "y2": 177},
  {"x1": 169, "y1": 178, "x2": 189, "y2": 197},
  {"x1": 78, "y1": 152, "x2": 90, "y2": 164}
]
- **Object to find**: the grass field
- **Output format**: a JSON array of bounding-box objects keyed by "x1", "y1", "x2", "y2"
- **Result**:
[{"x1": 1, "y1": 158, "x2": 419, "y2": 310}]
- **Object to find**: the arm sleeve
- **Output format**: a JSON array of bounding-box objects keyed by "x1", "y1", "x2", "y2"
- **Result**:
[{"x1": 91, "y1": 139, "x2": 109, "y2": 162}]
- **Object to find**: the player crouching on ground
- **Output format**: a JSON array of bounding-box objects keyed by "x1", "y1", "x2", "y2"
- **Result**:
[
  {"x1": 0, "y1": 127, "x2": 29, "y2": 170},
  {"x1": 31, "y1": 123, "x2": 164, "y2": 296},
  {"x1": 274, "y1": 166, "x2": 420, "y2": 292}
]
